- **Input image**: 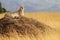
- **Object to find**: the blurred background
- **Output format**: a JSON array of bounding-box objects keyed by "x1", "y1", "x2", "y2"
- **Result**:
[{"x1": 0, "y1": 0, "x2": 60, "y2": 12}]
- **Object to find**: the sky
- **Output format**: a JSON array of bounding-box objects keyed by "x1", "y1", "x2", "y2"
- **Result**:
[{"x1": 0, "y1": 0, "x2": 60, "y2": 12}]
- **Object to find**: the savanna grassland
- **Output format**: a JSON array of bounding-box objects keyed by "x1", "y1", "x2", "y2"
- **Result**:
[
  {"x1": 25, "y1": 12, "x2": 60, "y2": 40},
  {"x1": 25, "y1": 12, "x2": 60, "y2": 31},
  {"x1": 0, "y1": 12, "x2": 60, "y2": 40}
]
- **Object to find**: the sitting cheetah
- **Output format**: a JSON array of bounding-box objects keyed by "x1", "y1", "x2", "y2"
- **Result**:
[{"x1": 4, "y1": 6, "x2": 24, "y2": 18}]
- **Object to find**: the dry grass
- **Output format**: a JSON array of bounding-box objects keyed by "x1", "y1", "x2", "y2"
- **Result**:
[
  {"x1": 25, "y1": 12, "x2": 60, "y2": 30},
  {"x1": 25, "y1": 12, "x2": 60, "y2": 40},
  {"x1": 0, "y1": 12, "x2": 60, "y2": 40}
]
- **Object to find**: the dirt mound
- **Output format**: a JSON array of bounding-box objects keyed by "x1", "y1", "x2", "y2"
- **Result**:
[{"x1": 0, "y1": 16, "x2": 55, "y2": 37}]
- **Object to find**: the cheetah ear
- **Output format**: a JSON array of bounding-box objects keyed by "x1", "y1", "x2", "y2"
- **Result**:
[
  {"x1": 20, "y1": 6, "x2": 24, "y2": 9},
  {"x1": 18, "y1": 6, "x2": 24, "y2": 11},
  {"x1": 20, "y1": 5, "x2": 24, "y2": 8}
]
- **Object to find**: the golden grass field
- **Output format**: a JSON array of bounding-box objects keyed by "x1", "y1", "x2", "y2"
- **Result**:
[
  {"x1": 25, "y1": 12, "x2": 60, "y2": 40},
  {"x1": 0, "y1": 12, "x2": 60, "y2": 40},
  {"x1": 25, "y1": 12, "x2": 60, "y2": 31}
]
